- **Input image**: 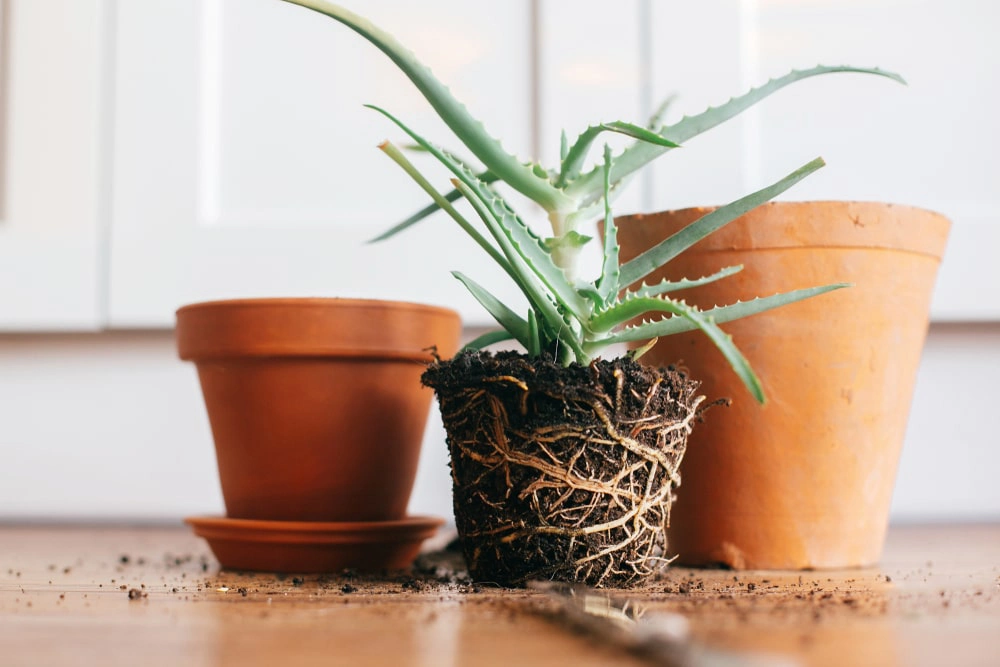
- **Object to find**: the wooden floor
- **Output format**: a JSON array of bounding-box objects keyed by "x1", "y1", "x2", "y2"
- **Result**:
[{"x1": 1, "y1": 523, "x2": 998, "y2": 666}]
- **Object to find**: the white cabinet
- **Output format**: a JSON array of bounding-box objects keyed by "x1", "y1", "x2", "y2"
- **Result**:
[
  {"x1": 536, "y1": 0, "x2": 1000, "y2": 322},
  {"x1": 643, "y1": 0, "x2": 1000, "y2": 320},
  {"x1": 749, "y1": 0, "x2": 1000, "y2": 321},
  {"x1": 1, "y1": 0, "x2": 996, "y2": 331},
  {"x1": 108, "y1": 0, "x2": 534, "y2": 327},
  {"x1": 0, "y1": 0, "x2": 107, "y2": 330}
]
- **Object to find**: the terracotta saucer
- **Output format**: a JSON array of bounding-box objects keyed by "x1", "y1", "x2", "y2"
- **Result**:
[{"x1": 185, "y1": 515, "x2": 445, "y2": 573}]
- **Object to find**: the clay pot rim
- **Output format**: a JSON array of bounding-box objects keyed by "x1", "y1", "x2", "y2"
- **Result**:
[
  {"x1": 615, "y1": 200, "x2": 951, "y2": 260},
  {"x1": 175, "y1": 296, "x2": 458, "y2": 319},
  {"x1": 618, "y1": 199, "x2": 949, "y2": 219},
  {"x1": 176, "y1": 297, "x2": 461, "y2": 362}
]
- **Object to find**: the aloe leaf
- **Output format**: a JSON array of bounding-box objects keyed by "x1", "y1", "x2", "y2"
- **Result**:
[
  {"x1": 544, "y1": 231, "x2": 592, "y2": 253},
  {"x1": 463, "y1": 329, "x2": 516, "y2": 352},
  {"x1": 588, "y1": 295, "x2": 765, "y2": 401},
  {"x1": 369, "y1": 168, "x2": 500, "y2": 242},
  {"x1": 630, "y1": 265, "x2": 743, "y2": 298},
  {"x1": 527, "y1": 309, "x2": 541, "y2": 357},
  {"x1": 647, "y1": 93, "x2": 678, "y2": 131},
  {"x1": 373, "y1": 143, "x2": 510, "y2": 269},
  {"x1": 452, "y1": 176, "x2": 586, "y2": 361},
  {"x1": 366, "y1": 103, "x2": 592, "y2": 326},
  {"x1": 560, "y1": 130, "x2": 569, "y2": 163},
  {"x1": 281, "y1": 0, "x2": 572, "y2": 212},
  {"x1": 628, "y1": 336, "x2": 659, "y2": 361},
  {"x1": 451, "y1": 179, "x2": 592, "y2": 327},
  {"x1": 563, "y1": 174, "x2": 635, "y2": 230},
  {"x1": 371, "y1": 145, "x2": 498, "y2": 243},
  {"x1": 618, "y1": 157, "x2": 824, "y2": 288},
  {"x1": 594, "y1": 145, "x2": 620, "y2": 307},
  {"x1": 599, "y1": 284, "x2": 849, "y2": 345},
  {"x1": 374, "y1": 119, "x2": 567, "y2": 341},
  {"x1": 577, "y1": 283, "x2": 603, "y2": 308},
  {"x1": 589, "y1": 294, "x2": 685, "y2": 333},
  {"x1": 556, "y1": 121, "x2": 679, "y2": 188},
  {"x1": 452, "y1": 271, "x2": 531, "y2": 348},
  {"x1": 565, "y1": 65, "x2": 905, "y2": 202}
]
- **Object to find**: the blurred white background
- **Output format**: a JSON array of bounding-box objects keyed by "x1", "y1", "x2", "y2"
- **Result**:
[{"x1": 0, "y1": 0, "x2": 997, "y2": 522}]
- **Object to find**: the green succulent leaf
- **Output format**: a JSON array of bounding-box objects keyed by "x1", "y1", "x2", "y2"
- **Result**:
[
  {"x1": 563, "y1": 174, "x2": 635, "y2": 231},
  {"x1": 369, "y1": 169, "x2": 499, "y2": 243},
  {"x1": 454, "y1": 178, "x2": 591, "y2": 327},
  {"x1": 463, "y1": 329, "x2": 517, "y2": 352},
  {"x1": 618, "y1": 157, "x2": 825, "y2": 288},
  {"x1": 647, "y1": 93, "x2": 678, "y2": 131},
  {"x1": 370, "y1": 108, "x2": 576, "y2": 348},
  {"x1": 543, "y1": 231, "x2": 593, "y2": 253},
  {"x1": 589, "y1": 294, "x2": 684, "y2": 334},
  {"x1": 451, "y1": 176, "x2": 585, "y2": 360},
  {"x1": 280, "y1": 0, "x2": 894, "y2": 374},
  {"x1": 280, "y1": 0, "x2": 573, "y2": 213},
  {"x1": 366, "y1": 104, "x2": 593, "y2": 327},
  {"x1": 566, "y1": 65, "x2": 905, "y2": 203},
  {"x1": 556, "y1": 121, "x2": 680, "y2": 188},
  {"x1": 630, "y1": 265, "x2": 744, "y2": 298},
  {"x1": 452, "y1": 271, "x2": 531, "y2": 348},
  {"x1": 576, "y1": 283, "x2": 603, "y2": 308},
  {"x1": 588, "y1": 294, "x2": 765, "y2": 401},
  {"x1": 628, "y1": 336, "x2": 659, "y2": 361},
  {"x1": 373, "y1": 142, "x2": 509, "y2": 270},
  {"x1": 594, "y1": 145, "x2": 620, "y2": 307},
  {"x1": 600, "y1": 284, "x2": 850, "y2": 345},
  {"x1": 527, "y1": 309, "x2": 541, "y2": 357}
]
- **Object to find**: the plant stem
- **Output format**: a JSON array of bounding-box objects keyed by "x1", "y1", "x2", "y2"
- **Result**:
[{"x1": 547, "y1": 211, "x2": 580, "y2": 281}]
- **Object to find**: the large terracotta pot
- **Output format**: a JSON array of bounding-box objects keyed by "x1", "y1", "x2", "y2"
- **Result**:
[
  {"x1": 615, "y1": 202, "x2": 949, "y2": 569},
  {"x1": 176, "y1": 298, "x2": 461, "y2": 523}
]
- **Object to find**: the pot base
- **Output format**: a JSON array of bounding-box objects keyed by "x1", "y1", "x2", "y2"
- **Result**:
[{"x1": 185, "y1": 515, "x2": 444, "y2": 573}]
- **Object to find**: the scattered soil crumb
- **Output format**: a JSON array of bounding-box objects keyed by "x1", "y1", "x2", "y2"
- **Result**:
[{"x1": 127, "y1": 588, "x2": 142, "y2": 600}]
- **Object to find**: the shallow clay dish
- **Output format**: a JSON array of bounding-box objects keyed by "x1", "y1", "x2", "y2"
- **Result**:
[{"x1": 185, "y1": 515, "x2": 444, "y2": 573}]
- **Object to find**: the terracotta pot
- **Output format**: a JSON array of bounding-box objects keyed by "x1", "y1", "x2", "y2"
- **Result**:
[
  {"x1": 177, "y1": 298, "x2": 461, "y2": 523},
  {"x1": 615, "y1": 201, "x2": 949, "y2": 569}
]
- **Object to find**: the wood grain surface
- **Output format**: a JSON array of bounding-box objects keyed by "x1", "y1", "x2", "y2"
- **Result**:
[{"x1": 1, "y1": 523, "x2": 998, "y2": 666}]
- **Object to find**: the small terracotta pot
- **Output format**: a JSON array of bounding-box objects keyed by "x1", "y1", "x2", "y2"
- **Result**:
[
  {"x1": 615, "y1": 202, "x2": 949, "y2": 569},
  {"x1": 177, "y1": 298, "x2": 461, "y2": 523}
]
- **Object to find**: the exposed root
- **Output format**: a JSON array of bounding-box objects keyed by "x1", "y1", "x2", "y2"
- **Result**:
[{"x1": 423, "y1": 351, "x2": 702, "y2": 588}]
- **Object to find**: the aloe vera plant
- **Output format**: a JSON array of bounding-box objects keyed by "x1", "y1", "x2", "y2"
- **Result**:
[{"x1": 280, "y1": 0, "x2": 904, "y2": 402}]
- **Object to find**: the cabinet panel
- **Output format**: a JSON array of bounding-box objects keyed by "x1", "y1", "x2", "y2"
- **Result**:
[
  {"x1": 646, "y1": 0, "x2": 748, "y2": 213},
  {"x1": 752, "y1": 0, "x2": 1000, "y2": 320},
  {"x1": 0, "y1": 0, "x2": 105, "y2": 330},
  {"x1": 534, "y1": 0, "x2": 645, "y2": 282},
  {"x1": 109, "y1": 0, "x2": 533, "y2": 326}
]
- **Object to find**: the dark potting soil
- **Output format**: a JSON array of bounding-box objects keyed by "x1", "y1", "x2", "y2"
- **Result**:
[{"x1": 423, "y1": 350, "x2": 703, "y2": 588}]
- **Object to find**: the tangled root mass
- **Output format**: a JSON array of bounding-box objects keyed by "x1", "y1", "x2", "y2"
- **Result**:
[{"x1": 423, "y1": 351, "x2": 703, "y2": 588}]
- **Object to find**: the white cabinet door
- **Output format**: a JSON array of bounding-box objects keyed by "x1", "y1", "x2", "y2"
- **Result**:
[
  {"x1": 645, "y1": 0, "x2": 999, "y2": 321},
  {"x1": 748, "y1": 0, "x2": 1000, "y2": 320},
  {"x1": 109, "y1": 0, "x2": 534, "y2": 327},
  {"x1": 0, "y1": 0, "x2": 106, "y2": 330}
]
